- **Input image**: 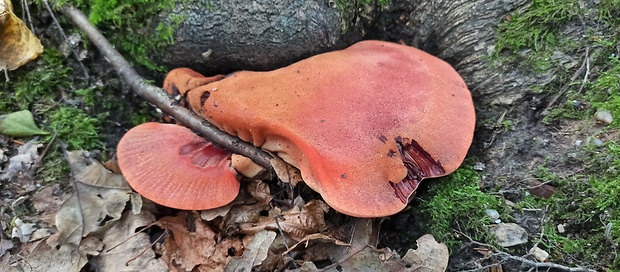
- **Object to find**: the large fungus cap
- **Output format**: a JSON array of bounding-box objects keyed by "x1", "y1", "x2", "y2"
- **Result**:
[
  {"x1": 117, "y1": 122, "x2": 239, "y2": 210},
  {"x1": 163, "y1": 40, "x2": 475, "y2": 217}
]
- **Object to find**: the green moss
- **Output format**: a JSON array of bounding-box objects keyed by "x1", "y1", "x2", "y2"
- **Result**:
[
  {"x1": 543, "y1": 51, "x2": 620, "y2": 127},
  {"x1": 495, "y1": 0, "x2": 579, "y2": 55},
  {"x1": 47, "y1": 106, "x2": 105, "y2": 150},
  {"x1": 587, "y1": 56, "x2": 620, "y2": 128},
  {"x1": 599, "y1": 0, "x2": 620, "y2": 25},
  {"x1": 413, "y1": 164, "x2": 505, "y2": 247},
  {"x1": 0, "y1": 50, "x2": 70, "y2": 113},
  {"x1": 515, "y1": 142, "x2": 620, "y2": 268},
  {"x1": 53, "y1": 0, "x2": 184, "y2": 71}
]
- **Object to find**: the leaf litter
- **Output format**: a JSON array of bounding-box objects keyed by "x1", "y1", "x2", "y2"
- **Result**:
[{"x1": 0, "y1": 146, "x2": 449, "y2": 272}]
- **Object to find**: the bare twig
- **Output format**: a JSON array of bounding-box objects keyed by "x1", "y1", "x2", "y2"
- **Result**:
[
  {"x1": 493, "y1": 252, "x2": 595, "y2": 272},
  {"x1": 42, "y1": 0, "x2": 89, "y2": 79},
  {"x1": 456, "y1": 228, "x2": 596, "y2": 272},
  {"x1": 545, "y1": 47, "x2": 590, "y2": 110},
  {"x1": 59, "y1": 5, "x2": 272, "y2": 169},
  {"x1": 21, "y1": 0, "x2": 35, "y2": 32},
  {"x1": 578, "y1": 47, "x2": 591, "y2": 93}
]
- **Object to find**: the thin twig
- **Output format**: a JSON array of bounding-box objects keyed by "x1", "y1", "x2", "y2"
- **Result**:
[
  {"x1": 494, "y1": 252, "x2": 595, "y2": 272},
  {"x1": 59, "y1": 5, "x2": 272, "y2": 169},
  {"x1": 545, "y1": 47, "x2": 590, "y2": 110},
  {"x1": 456, "y1": 228, "x2": 596, "y2": 272},
  {"x1": 41, "y1": 0, "x2": 89, "y2": 80},
  {"x1": 274, "y1": 215, "x2": 291, "y2": 252},
  {"x1": 21, "y1": 0, "x2": 35, "y2": 34},
  {"x1": 578, "y1": 47, "x2": 591, "y2": 93}
]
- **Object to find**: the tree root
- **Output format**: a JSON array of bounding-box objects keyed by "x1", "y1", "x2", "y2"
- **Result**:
[{"x1": 59, "y1": 5, "x2": 272, "y2": 169}]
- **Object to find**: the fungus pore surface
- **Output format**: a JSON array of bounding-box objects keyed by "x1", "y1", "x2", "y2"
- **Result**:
[{"x1": 117, "y1": 122, "x2": 240, "y2": 210}]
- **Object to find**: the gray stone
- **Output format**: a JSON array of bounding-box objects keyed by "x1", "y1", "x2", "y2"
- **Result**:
[{"x1": 489, "y1": 223, "x2": 528, "y2": 247}]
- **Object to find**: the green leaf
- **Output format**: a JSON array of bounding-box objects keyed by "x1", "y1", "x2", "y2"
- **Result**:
[{"x1": 0, "y1": 110, "x2": 49, "y2": 137}]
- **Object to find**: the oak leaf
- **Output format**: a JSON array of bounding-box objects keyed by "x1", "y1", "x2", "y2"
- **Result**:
[{"x1": 0, "y1": 0, "x2": 43, "y2": 70}]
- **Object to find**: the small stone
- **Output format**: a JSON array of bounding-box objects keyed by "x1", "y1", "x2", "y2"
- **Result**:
[
  {"x1": 485, "y1": 209, "x2": 500, "y2": 222},
  {"x1": 529, "y1": 246, "x2": 549, "y2": 262},
  {"x1": 593, "y1": 138, "x2": 604, "y2": 147},
  {"x1": 489, "y1": 223, "x2": 528, "y2": 247},
  {"x1": 574, "y1": 140, "x2": 582, "y2": 146},
  {"x1": 595, "y1": 110, "x2": 613, "y2": 125},
  {"x1": 473, "y1": 162, "x2": 486, "y2": 171},
  {"x1": 557, "y1": 223, "x2": 566, "y2": 233}
]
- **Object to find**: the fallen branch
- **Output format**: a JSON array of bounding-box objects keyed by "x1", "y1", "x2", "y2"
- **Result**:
[
  {"x1": 455, "y1": 229, "x2": 597, "y2": 272},
  {"x1": 59, "y1": 5, "x2": 272, "y2": 169}
]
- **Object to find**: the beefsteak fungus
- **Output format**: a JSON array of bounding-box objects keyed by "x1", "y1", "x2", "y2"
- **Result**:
[{"x1": 117, "y1": 40, "x2": 476, "y2": 217}]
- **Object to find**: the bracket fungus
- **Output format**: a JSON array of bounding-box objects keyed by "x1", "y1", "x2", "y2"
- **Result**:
[{"x1": 117, "y1": 40, "x2": 475, "y2": 217}]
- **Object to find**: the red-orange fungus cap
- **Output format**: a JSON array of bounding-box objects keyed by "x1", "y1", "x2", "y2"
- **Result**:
[
  {"x1": 117, "y1": 122, "x2": 240, "y2": 210},
  {"x1": 159, "y1": 40, "x2": 475, "y2": 217}
]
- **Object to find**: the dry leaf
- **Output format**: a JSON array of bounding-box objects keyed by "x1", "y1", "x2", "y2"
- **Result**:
[
  {"x1": 224, "y1": 230, "x2": 276, "y2": 272},
  {"x1": 5, "y1": 240, "x2": 87, "y2": 272},
  {"x1": 285, "y1": 219, "x2": 441, "y2": 272},
  {"x1": 402, "y1": 234, "x2": 449, "y2": 272},
  {"x1": 238, "y1": 200, "x2": 329, "y2": 241},
  {"x1": 283, "y1": 233, "x2": 350, "y2": 256},
  {"x1": 247, "y1": 180, "x2": 273, "y2": 204},
  {"x1": 157, "y1": 212, "x2": 244, "y2": 271},
  {"x1": 0, "y1": 139, "x2": 41, "y2": 188},
  {"x1": 270, "y1": 155, "x2": 303, "y2": 187},
  {"x1": 0, "y1": 0, "x2": 43, "y2": 70},
  {"x1": 30, "y1": 184, "x2": 71, "y2": 225},
  {"x1": 11, "y1": 218, "x2": 35, "y2": 242},
  {"x1": 89, "y1": 210, "x2": 168, "y2": 271},
  {"x1": 0, "y1": 239, "x2": 13, "y2": 257},
  {"x1": 201, "y1": 180, "x2": 275, "y2": 225},
  {"x1": 48, "y1": 150, "x2": 132, "y2": 247}
]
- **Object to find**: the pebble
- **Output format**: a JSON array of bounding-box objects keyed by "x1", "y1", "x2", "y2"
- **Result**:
[
  {"x1": 595, "y1": 110, "x2": 613, "y2": 125},
  {"x1": 473, "y1": 162, "x2": 486, "y2": 171},
  {"x1": 485, "y1": 209, "x2": 501, "y2": 223},
  {"x1": 489, "y1": 223, "x2": 528, "y2": 247},
  {"x1": 557, "y1": 223, "x2": 566, "y2": 233},
  {"x1": 529, "y1": 246, "x2": 549, "y2": 262},
  {"x1": 593, "y1": 138, "x2": 604, "y2": 147}
]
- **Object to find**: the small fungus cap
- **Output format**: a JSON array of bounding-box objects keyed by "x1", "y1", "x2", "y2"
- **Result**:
[{"x1": 117, "y1": 122, "x2": 239, "y2": 210}]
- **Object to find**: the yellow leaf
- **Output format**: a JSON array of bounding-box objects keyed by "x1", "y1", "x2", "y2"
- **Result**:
[{"x1": 0, "y1": 0, "x2": 43, "y2": 70}]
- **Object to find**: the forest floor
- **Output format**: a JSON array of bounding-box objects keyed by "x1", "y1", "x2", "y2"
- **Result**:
[{"x1": 1, "y1": 0, "x2": 620, "y2": 271}]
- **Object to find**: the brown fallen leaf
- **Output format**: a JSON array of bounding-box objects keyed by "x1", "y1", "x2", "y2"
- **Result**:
[
  {"x1": 0, "y1": 0, "x2": 43, "y2": 70},
  {"x1": 3, "y1": 239, "x2": 90, "y2": 272},
  {"x1": 284, "y1": 219, "x2": 448, "y2": 272},
  {"x1": 270, "y1": 155, "x2": 303, "y2": 187},
  {"x1": 224, "y1": 230, "x2": 277, "y2": 272},
  {"x1": 157, "y1": 211, "x2": 244, "y2": 272},
  {"x1": 0, "y1": 139, "x2": 41, "y2": 190},
  {"x1": 48, "y1": 150, "x2": 132, "y2": 247},
  {"x1": 201, "y1": 180, "x2": 272, "y2": 222},
  {"x1": 402, "y1": 234, "x2": 449, "y2": 271},
  {"x1": 30, "y1": 184, "x2": 71, "y2": 226},
  {"x1": 247, "y1": 180, "x2": 273, "y2": 204},
  {"x1": 238, "y1": 200, "x2": 329, "y2": 241},
  {"x1": 89, "y1": 210, "x2": 168, "y2": 271},
  {"x1": 527, "y1": 179, "x2": 555, "y2": 198}
]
